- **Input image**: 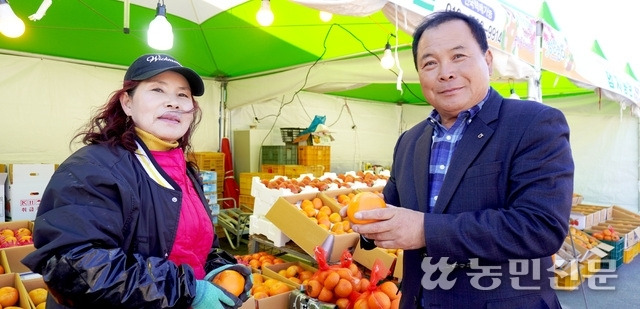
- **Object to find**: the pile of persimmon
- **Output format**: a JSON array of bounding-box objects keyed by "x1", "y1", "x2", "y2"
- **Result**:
[
  {"x1": 335, "y1": 193, "x2": 356, "y2": 206},
  {"x1": 250, "y1": 273, "x2": 293, "y2": 299},
  {"x1": 337, "y1": 171, "x2": 389, "y2": 187},
  {"x1": 591, "y1": 226, "x2": 622, "y2": 242},
  {"x1": 298, "y1": 197, "x2": 353, "y2": 235},
  {"x1": 352, "y1": 280, "x2": 402, "y2": 309},
  {"x1": 261, "y1": 176, "x2": 350, "y2": 193},
  {"x1": 234, "y1": 251, "x2": 287, "y2": 269},
  {"x1": 346, "y1": 192, "x2": 387, "y2": 225},
  {"x1": 304, "y1": 263, "x2": 368, "y2": 309},
  {"x1": 275, "y1": 263, "x2": 315, "y2": 286},
  {"x1": 0, "y1": 285, "x2": 20, "y2": 308}
]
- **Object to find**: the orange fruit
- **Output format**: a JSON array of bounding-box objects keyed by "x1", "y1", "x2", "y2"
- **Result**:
[
  {"x1": 336, "y1": 297, "x2": 350, "y2": 309},
  {"x1": 0, "y1": 286, "x2": 19, "y2": 307},
  {"x1": 268, "y1": 281, "x2": 291, "y2": 296},
  {"x1": 367, "y1": 290, "x2": 391, "y2": 309},
  {"x1": 334, "y1": 278, "x2": 353, "y2": 298},
  {"x1": 306, "y1": 279, "x2": 322, "y2": 298},
  {"x1": 0, "y1": 265, "x2": 4, "y2": 274},
  {"x1": 323, "y1": 271, "x2": 340, "y2": 290},
  {"x1": 29, "y1": 288, "x2": 48, "y2": 306},
  {"x1": 252, "y1": 273, "x2": 264, "y2": 285},
  {"x1": 390, "y1": 298, "x2": 400, "y2": 309},
  {"x1": 317, "y1": 287, "x2": 334, "y2": 303},
  {"x1": 378, "y1": 281, "x2": 400, "y2": 300},
  {"x1": 312, "y1": 197, "x2": 324, "y2": 209},
  {"x1": 253, "y1": 291, "x2": 269, "y2": 299},
  {"x1": 212, "y1": 269, "x2": 245, "y2": 297},
  {"x1": 353, "y1": 297, "x2": 370, "y2": 309},
  {"x1": 347, "y1": 192, "x2": 387, "y2": 224}
]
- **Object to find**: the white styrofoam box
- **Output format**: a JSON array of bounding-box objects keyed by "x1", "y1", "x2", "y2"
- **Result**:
[
  {"x1": 0, "y1": 173, "x2": 7, "y2": 222},
  {"x1": 203, "y1": 183, "x2": 217, "y2": 194},
  {"x1": 9, "y1": 164, "x2": 56, "y2": 184},
  {"x1": 200, "y1": 171, "x2": 217, "y2": 183},
  {"x1": 249, "y1": 214, "x2": 290, "y2": 247},
  {"x1": 209, "y1": 203, "x2": 220, "y2": 216},
  {"x1": 250, "y1": 177, "x2": 322, "y2": 217},
  {"x1": 205, "y1": 193, "x2": 218, "y2": 205},
  {"x1": 7, "y1": 182, "x2": 47, "y2": 221}
]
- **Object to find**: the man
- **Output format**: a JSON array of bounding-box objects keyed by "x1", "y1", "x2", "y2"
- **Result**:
[{"x1": 349, "y1": 11, "x2": 574, "y2": 308}]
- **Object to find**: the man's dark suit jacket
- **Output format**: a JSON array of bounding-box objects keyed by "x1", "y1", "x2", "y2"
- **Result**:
[{"x1": 384, "y1": 88, "x2": 574, "y2": 309}]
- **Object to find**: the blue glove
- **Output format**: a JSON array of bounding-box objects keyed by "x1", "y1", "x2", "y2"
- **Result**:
[
  {"x1": 192, "y1": 280, "x2": 240, "y2": 309},
  {"x1": 205, "y1": 264, "x2": 254, "y2": 302}
]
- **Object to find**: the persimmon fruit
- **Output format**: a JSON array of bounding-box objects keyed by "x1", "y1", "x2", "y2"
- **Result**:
[
  {"x1": 0, "y1": 286, "x2": 19, "y2": 307},
  {"x1": 212, "y1": 269, "x2": 245, "y2": 297},
  {"x1": 347, "y1": 192, "x2": 387, "y2": 224},
  {"x1": 28, "y1": 287, "x2": 48, "y2": 306}
]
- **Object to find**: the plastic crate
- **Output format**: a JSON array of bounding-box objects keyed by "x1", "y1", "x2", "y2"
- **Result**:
[
  {"x1": 297, "y1": 146, "x2": 330, "y2": 171},
  {"x1": 189, "y1": 152, "x2": 225, "y2": 195},
  {"x1": 280, "y1": 127, "x2": 306, "y2": 145},
  {"x1": 239, "y1": 172, "x2": 276, "y2": 195},
  {"x1": 600, "y1": 238, "x2": 624, "y2": 270},
  {"x1": 239, "y1": 194, "x2": 255, "y2": 210},
  {"x1": 261, "y1": 145, "x2": 298, "y2": 165},
  {"x1": 260, "y1": 164, "x2": 306, "y2": 178},
  {"x1": 623, "y1": 241, "x2": 640, "y2": 264}
]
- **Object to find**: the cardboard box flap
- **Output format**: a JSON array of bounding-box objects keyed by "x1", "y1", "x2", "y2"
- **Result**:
[
  {"x1": 9, "y1": 164, "x2": 56, "y2": 184},
  {"x1": 265, "y1": 195, "x2": 359, "y2": 263}
]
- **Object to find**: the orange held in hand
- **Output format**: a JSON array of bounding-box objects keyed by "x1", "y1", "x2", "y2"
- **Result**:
[
  {"x1": 212, "y1": 269, "x2": 245, "y2": 297},
  {"x1": 347, "y1": 192, "x2": 387, "y2": 224}
]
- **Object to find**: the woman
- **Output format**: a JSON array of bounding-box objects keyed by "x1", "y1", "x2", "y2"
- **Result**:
[{"x1": 22, "y1": 54, "x2": 252, "y2": 309}]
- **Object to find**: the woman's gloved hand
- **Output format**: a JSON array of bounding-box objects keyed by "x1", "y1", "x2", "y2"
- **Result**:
[
  {"x1": 204, "y1": 264, "x2": 254, "y2": 302},
  {"x1": 192, "y1": 280, "x2": 242, "y2": 309}
]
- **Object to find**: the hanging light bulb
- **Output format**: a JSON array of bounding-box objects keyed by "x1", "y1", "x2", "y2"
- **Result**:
[
  {"x1": 256, "y1": 0, "x2": 274, "y2": 27},
  {"x1": 147, "y1": 0, "x2": 173, "y2": 50},
  {"x1": 319, "y1": 11, "x2": 332, "y2": 22},
  {"x1": 0, "y1": 0, "x2": 25, "y2": 38},
  {"x1": 380, "y1": 43, "x2": 395, "y2": 70}
]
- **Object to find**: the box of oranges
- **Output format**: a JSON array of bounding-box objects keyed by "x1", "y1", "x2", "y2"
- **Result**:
[
  {"x1": 0, "y1": 272, "x2": 31, "y2": 308},
  {"x1": 239, "y1": 272, "x2": 296, "y2": 309},
  {"x1": 265, "y1": 193, "x2": 359, "y2": 264},
  {"x1": 21, "y1": 276, "x2": 48, "y2": 309},
  {"x1": 261, "y1": 261, "x2": 317, "y2": 289}
]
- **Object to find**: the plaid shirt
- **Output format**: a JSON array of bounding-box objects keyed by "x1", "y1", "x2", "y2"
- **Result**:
[{"x1": 425, "y1": 95, "x2": 487, "y2": 213}]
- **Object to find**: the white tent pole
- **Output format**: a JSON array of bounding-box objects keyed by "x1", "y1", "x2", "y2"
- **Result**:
[
  {"x1": 528, "y1": 20, "x2": 543, "y2": 102},
  {"x1": 218, "y1": 81, "x2": 228, "y2": 151}
]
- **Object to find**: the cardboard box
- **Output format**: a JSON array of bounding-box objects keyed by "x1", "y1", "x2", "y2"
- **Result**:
[
  {"x1": 265, "y1": 194, "x2": 359, "y2": 263},
  {"x1": 352, "y1": 238, "x2": 396, "y2": 276},
  {"x1": 0, "y1": 220, "x2": 35, "y2": 252},
  {"x1": 1, "y1": 244, "x2": 36, "y2": 274},
  {"x1": 393, "y1": 249, "x2": 403, "y2": 279},
  {"x1": 249, "y1": 215, "x2": 291, "y2": 247},
  {"x1": 6, "y1": 164, "x2": 56, "y2": 221},
  {"x1": 0, "y1": 272, "x2": 33, "y2": 308},
  {"x1": 239, "y1": 292, "x2": 292, "y2": 309},
  {"x1": 261, "y1": 261, "x2": 317, "y2": 289},
  {"x1": 21, "y1": 275, "x2": 47, "y2": 309}
]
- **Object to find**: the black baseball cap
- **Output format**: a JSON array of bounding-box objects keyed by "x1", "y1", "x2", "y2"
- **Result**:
[{"x1": 124, "y1": 54, "x2": 204, "y2": 96}]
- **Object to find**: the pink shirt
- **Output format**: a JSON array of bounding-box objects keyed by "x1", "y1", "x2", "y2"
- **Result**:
[{"x1": 151, "y1": 147, "x2": 214, "y2": 279}]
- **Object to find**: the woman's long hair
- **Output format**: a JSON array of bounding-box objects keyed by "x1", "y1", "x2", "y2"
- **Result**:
[{"x1": 73, "y1": 80, "x2": 203, "y2": 156}]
